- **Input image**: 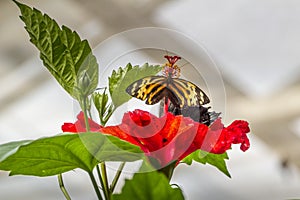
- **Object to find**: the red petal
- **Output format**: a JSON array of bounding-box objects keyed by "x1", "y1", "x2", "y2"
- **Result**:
[
  {"x1": 76, "y1": 112, "x2": 102, "y2": 131},
  {"x1": 61, "y1": 112, "x2": 102, "y2": 133},
  {"x1": 61, "y1": 123, "x2": 78, "y2": 133},
  {"x1": 206, "y1": 119, "x2": 251, "y2": 154},
  {"x1": 89, "y1": 110, "x2": 251, "y2": 167}
]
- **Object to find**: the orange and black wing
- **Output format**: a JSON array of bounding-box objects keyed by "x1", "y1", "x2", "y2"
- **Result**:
[
  {"x1": 170, "y1": 78, "x2": 210, "y2": 107},
  {"x1": 126, "y1": 76, "x2": 168, "y2": 105},
  {"x1": 126, "y1": 76, "x2": 210, "y2": 108}
]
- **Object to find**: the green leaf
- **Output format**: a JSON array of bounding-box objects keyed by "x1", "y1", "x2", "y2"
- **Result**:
[
  {"x1": 109, "y1": 63, "x2": 133, "y2": 97},
  {"x1": 182, "y1": 150, "x2": 231, "y2": 178},
  {"x1": 109, "y1": 63, "x2": 162, "y2": 108},
  {"x1": 0, "y1": 133, "x2": 142, "y2": 176},
  {"x1": 14, "y1": 1, "x2": 98, "y2": 100},
  {"x1": 0, "y1": 140, "x2": 30, "y2": 162},
  {"x1": 92, "y1": 88, "x2": 114, "y2": 125},
  {"x1": 112, "y1": 171, "x2": 184, "y2": 200},
  {"x1": 0, "y1": 134, "x2": 95, "y2": 176},
  {"x1": 81, "y1": 133, "x2": 143, "y2": 162}
]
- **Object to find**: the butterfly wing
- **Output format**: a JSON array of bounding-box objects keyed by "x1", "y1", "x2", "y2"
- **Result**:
[
  {"x1": 126, "y1": 76, "x2": 210, "y2": 108},
  {"x1": 169, "y1": 78, "x2": 210, "y2": 107},
  {"x1": 126, "y1": 76, "x2": 168, "y2": 105}
]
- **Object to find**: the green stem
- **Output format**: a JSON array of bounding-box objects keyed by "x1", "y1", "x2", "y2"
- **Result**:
[
  {"x1": 57, "y1": 174, "x2": 72, "y2": 200},
  {"x1": 100, "y1": 162, "x2": 110, "y2": 199},
  {"x1": 102, "y1": 107, "x2": 114, "y2": 126},
  {"x1": 82, "y1": 97, "x2": 91, "y2": 132},
  {"x1": 158, "y1": 161, "x2": 177, "y2": 181},
  {"x1": 96, "y1": 165, "x2": 107, "y2": 199},
  {"x1": 110, "y1": 162, "x2": 125, "y2": 193},
  {"x1": 89, "y1": 172, "x2": 103, "y2": 200},
  {"x1": 81, "y1": 96, "x2": 100, "y2": 199}
]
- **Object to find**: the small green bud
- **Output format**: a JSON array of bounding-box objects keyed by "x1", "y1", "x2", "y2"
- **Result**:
[{"x1": 78, "y1": 71, "x2": 91, "y2": 97}]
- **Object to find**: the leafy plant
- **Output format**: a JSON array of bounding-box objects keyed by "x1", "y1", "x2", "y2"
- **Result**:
[
  {"x1": 0, "y1": 1, "x2": 251, "y2": 200},
  {"x1": 14, "y1": 0, "x2": 98, "y2": 101},
  {"x1": 182, "y1": 150, "x2": 231, "y2": 177},
  {"x1": 0, "y1": 133, "x2": 142, "y2": 176},
  {"x1": 112, "y1": 171, "x2": 184, "y2": 200}
]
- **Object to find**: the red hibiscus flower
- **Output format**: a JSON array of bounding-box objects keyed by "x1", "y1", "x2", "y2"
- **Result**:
[
  {"x1": 61, "y1": 112, "x2": 102, "y2": 132},
  {"x1": 100, "y1": 109, "x2": 250, "y2": 167},
  {"x1": 62, "y1": 109, "x2": 250, "y2": 167}
]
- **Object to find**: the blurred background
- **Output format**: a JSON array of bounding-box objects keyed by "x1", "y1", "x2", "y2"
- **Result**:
[{"x1": 1, "y1": 0, "x2": 300, "y2": 199}]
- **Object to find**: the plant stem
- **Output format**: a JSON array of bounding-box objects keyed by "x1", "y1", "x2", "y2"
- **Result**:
[
  {"x1": 100, "y1": 162, "x2": 110, "y2": 199},
  {"x1": 89, "y1": 172, "x2": 103, "y2": 200},
  {"x1": 58, "y1": 174, "x2": 71, "y2": 200},
  {"x1": 82, "y1": 97, "x2": 91, "y2": 132},
  {"x1": 110, "y1": 162, "x2": 125, "y2": 193},
  {"x1": 82, "y1": 98, "x2": 104, "y2": 200},
  {"x1": 96, "y1": 165, "x2": 107, "y2": 199},
  {"x1": 158, "y1": 161, "x2": 177, "y2": 181}
]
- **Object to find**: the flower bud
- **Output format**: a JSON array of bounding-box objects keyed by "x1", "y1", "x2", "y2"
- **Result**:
[{"x1": 78, "y1": 71, "x2": 91, "y2": 97}]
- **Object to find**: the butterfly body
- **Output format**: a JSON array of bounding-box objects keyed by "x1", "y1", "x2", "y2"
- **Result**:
[{"x1": 126, "y1": 55, "x2": 210, "y2": 108}]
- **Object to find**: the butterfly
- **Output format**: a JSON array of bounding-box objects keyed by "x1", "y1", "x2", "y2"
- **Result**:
[
  {"x1": 125, "y1": 55, "x2": 210, "y2": 108},
  {"x1": 167, "y1": 102, "x2": 220, "y2": 126}
]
